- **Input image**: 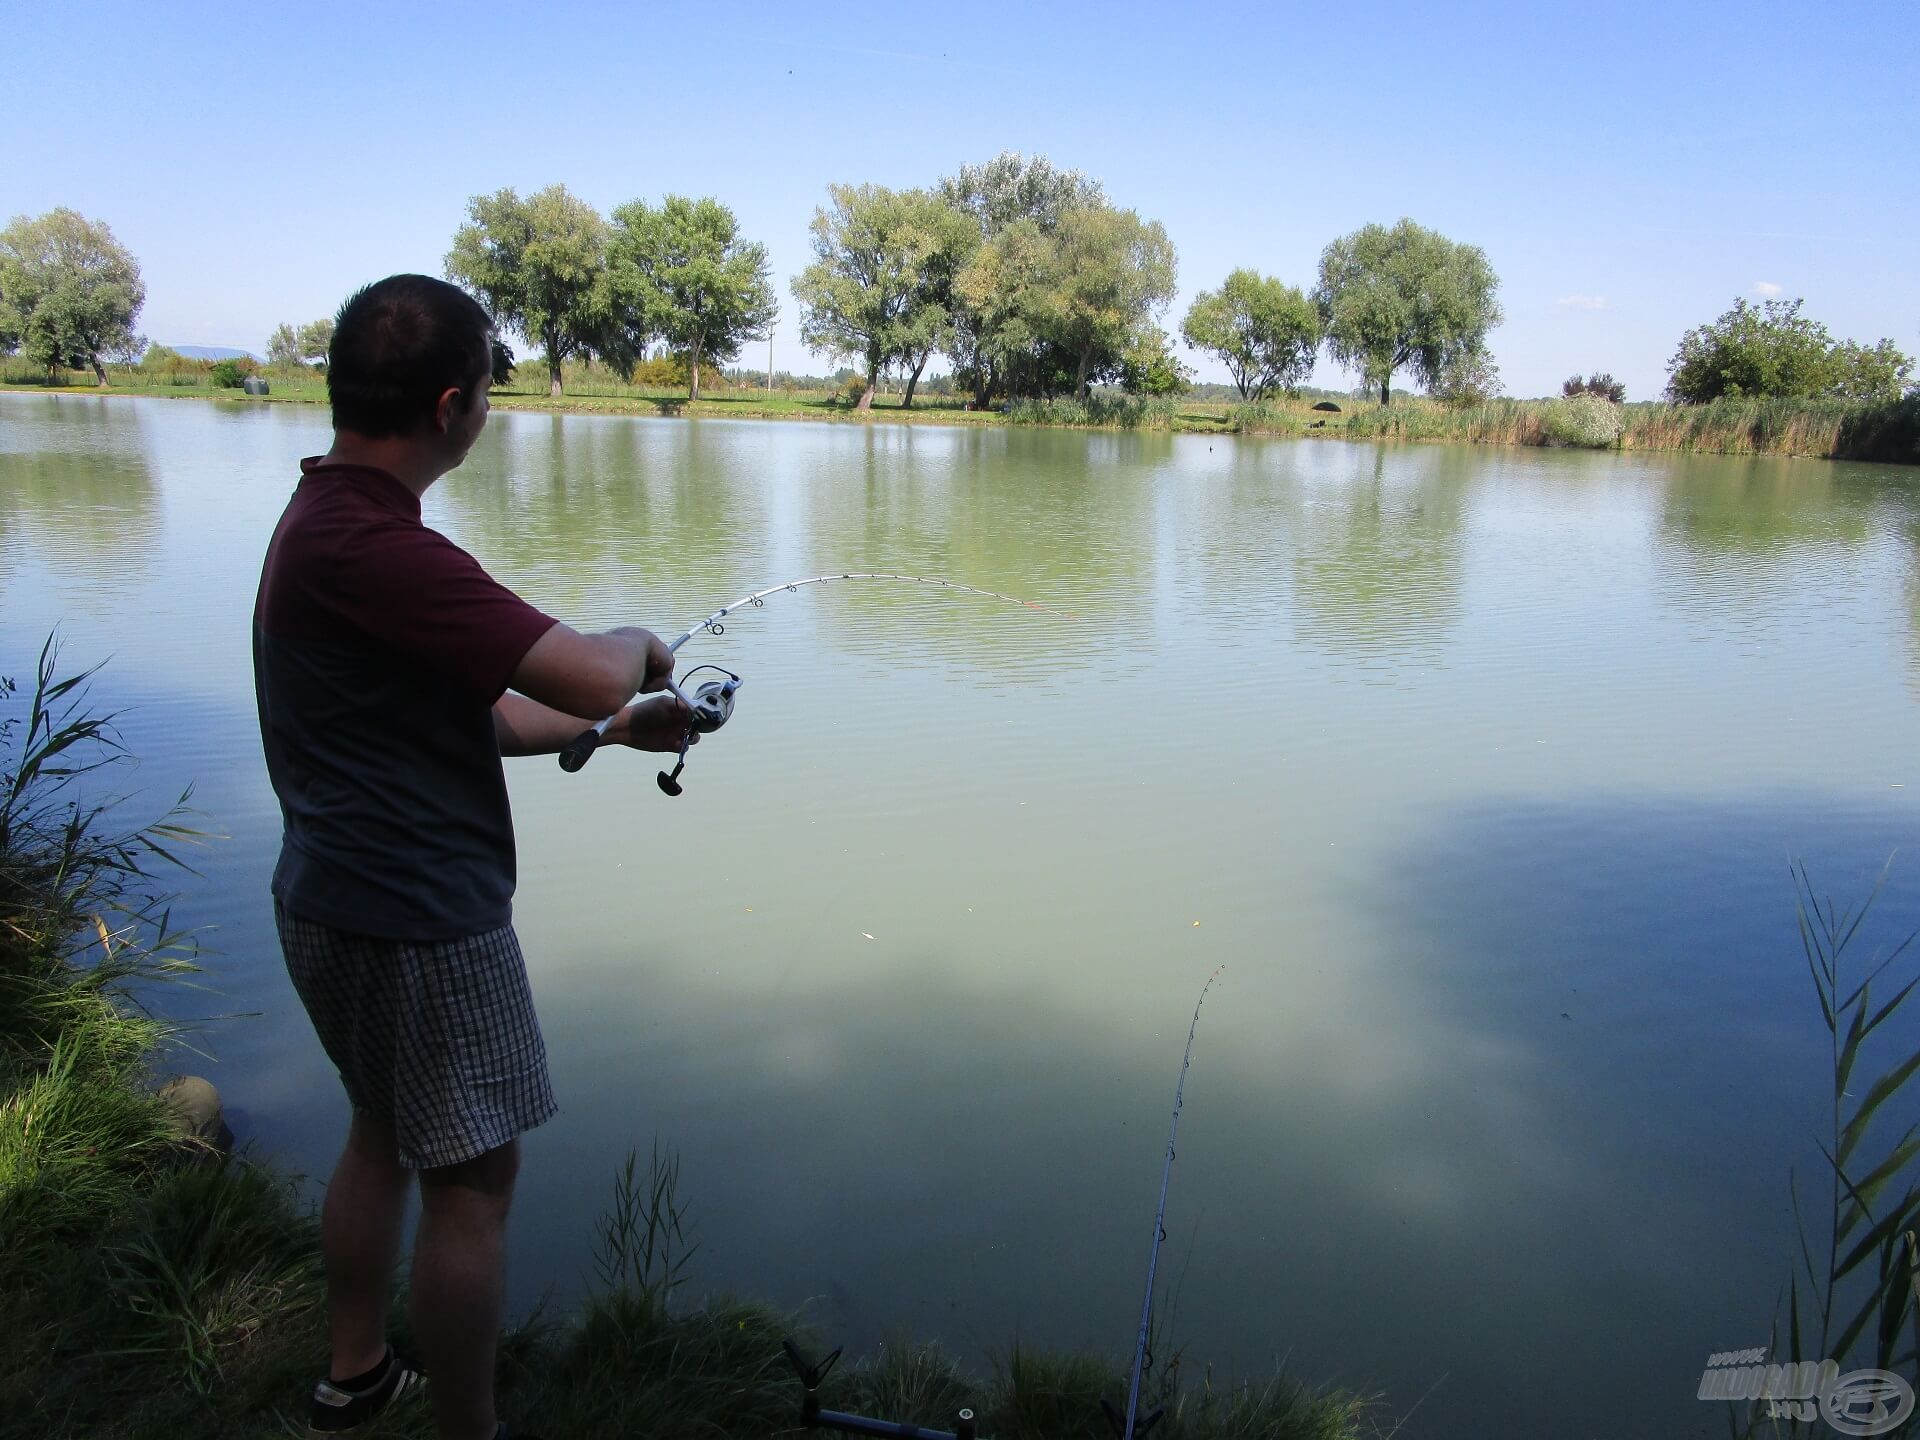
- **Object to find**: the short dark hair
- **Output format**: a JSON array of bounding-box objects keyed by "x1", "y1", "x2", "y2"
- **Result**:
[{"x1": 327, "y1": 275, "x2": 494, "y2": 437}]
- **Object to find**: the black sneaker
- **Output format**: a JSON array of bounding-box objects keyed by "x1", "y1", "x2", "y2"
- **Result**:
[{"x1": 306, "y1": 1347, "x2": 425, "y2": 1436}]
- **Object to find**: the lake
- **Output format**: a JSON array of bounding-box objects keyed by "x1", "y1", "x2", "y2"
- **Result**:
[{"x1": 3, "y1": 390, "x2": 1918, "y2": 1438}]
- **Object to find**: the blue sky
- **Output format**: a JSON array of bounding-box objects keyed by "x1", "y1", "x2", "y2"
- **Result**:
[{"x1": 9, "y1": 1, "x2": 1915, "y2": 399}]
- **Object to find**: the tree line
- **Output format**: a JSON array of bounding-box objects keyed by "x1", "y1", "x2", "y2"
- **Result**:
[
  {"x1": 1, "y1": 168, "x2": 1913, "y2": 409},
  {"x1": 428, "y1": 156, "x2": 1508, "y2": 413}
]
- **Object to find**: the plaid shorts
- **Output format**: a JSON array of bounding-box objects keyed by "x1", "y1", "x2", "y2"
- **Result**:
[{"x1": 276, "y1": 901, "x2": 558, "y2": 1169}]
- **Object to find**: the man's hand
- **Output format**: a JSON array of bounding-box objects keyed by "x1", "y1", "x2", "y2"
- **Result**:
[
  {"x1": 616, "y1": 627, "x2": 678, "y2": 696},
  {"x1": 615, "y1": 692, "x2": 697, "y2": 753}
]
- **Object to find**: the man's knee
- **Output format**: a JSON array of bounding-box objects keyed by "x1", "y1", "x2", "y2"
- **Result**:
[
  {"x1": 419, "y1": 1138, "x2": 520, "y2": 1215},
  {"x1": 345, "y1": 1108, "x2": 400, "y2": 1165}
]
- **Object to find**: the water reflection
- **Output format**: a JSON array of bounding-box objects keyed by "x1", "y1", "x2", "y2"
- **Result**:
[
  {"x1": 1287, "y1": 445, "x2": 1468, "y2": 669},
  {"x1": 1345, "y1": 791, "x2": 1919, "y2": 1437},
  {"x1": 0, "y1": 397, "x2": 161, "y2": 607},
  {"x1": 440, "y1": 417, "x2": 1151, "y2": 683},
  {"x1": 4, "y1": 393, "x2": 1920, "y2": 1440}
]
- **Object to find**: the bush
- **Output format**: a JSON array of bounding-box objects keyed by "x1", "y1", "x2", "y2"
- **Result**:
[
  {"x1": 621, "y1": 354, "x2": 731, "y2": 391},
  {"x1": 1562, "y1": 372, "x2": 1626, "y2": 403},
  {"x1": 207, "y1": 359, "x2": 249, "y2": 389},
  {"x1": 1545, "y1": 393, "x2": 1624, "y2": 448}
]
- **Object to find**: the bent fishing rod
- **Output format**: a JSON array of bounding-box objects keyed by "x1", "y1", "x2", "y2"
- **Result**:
[{"x1": 556, "y1": 573, "x2": 1078, "y2": 793}]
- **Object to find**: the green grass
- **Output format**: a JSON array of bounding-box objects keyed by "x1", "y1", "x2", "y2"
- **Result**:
[
  {"x1": 7, "y1": 353, "x2": 1912, "y2": 461},
  {"x1": 1007, "y1": 395, "x2": 1180, "y2": 430}
]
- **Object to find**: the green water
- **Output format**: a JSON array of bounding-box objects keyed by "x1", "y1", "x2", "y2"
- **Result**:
[{"x1": 4, "y1": 392, "x2": 1918, "y2": 1437}]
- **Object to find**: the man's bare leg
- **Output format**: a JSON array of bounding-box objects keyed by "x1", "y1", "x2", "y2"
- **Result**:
[
  {"x1": 413, "y1": 1139, "x2": 520, "y2": 1440},
  {"x1": 321, "y1": 1109, "x2": 412, "y2": 1379}
]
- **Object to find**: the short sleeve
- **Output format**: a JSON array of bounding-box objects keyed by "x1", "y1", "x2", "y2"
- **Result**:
[{"x1": 341, "y1": 522, "x2": 557, "y2": 705}]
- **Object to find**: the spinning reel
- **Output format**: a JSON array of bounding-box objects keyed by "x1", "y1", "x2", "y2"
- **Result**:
[
  {"x1": 654, "y1": 665, "x2": 741, "y2": 797},
  {"x1": 555, "y1": 663, "x2": 741, "y2": 795}
]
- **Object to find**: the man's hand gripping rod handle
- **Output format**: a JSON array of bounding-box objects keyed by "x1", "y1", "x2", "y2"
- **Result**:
[{"x1": 557, "y1": 629, "x2": 699, "y2": 775}]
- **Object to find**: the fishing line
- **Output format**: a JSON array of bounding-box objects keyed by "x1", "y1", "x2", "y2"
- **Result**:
[{"x1": 556, "y1": 572, "x2": 1077, "y2": 791}]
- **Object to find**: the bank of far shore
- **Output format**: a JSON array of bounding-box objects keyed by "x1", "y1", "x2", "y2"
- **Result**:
[{"x1": 6, "y1": 372, "x2": 1918, "y2": 467}]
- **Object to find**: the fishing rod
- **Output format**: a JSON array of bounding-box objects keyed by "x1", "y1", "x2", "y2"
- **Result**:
[
  {"x1": 777, "y1": 968, "x2": 1227, "y2": 1440},
  {"x1": 556, "y1": 573, "x2": 1078, "y2": 792},
  {"x1": 1104, "y1": 965, "x2": 1227, "y2": 1440}
]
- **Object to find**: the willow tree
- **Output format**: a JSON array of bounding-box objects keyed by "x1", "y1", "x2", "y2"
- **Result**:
[
  {"x1": 1313, "y1": 219, "x2": 1501, "y2": 406},
  {"x1": 446, "y1": 184, "x2": 617, "y2": 396},
  {"x1": 608, "y1": 195, "x2": 776, "y2": 400},
  {"x1": 267, "y1": 318, "x2": 334, "y2": 367},
  {"x1": 0, "y1": 209, "x2": 146, "y2": 386},
  {"x1": 937, "y1": 152, "x2": 1103, "y2": 406},
  {"x1": 1034, "y1": 204, "x2": 1176, "y2": 401},
  {"x1": 791, "y1": 184, "x2": 969, "y2": 411}
]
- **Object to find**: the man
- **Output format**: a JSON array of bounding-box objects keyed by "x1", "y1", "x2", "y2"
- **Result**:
[{"x1": 253, "y1": 273, "x2": 689, "y2": 1440}]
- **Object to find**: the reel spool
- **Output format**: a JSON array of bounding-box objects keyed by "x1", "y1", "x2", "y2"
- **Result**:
[{"x1": 658, "y1": 666, "x2": 741, "y2": 796}]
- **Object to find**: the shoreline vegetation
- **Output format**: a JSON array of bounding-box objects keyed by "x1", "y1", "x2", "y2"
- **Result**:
[
  {"x1": 0, "y1": 644, "x2": 1377, "y2": 1440},
  {"x1": 6, "y1": 360, "x2": 1918, "y2": 466}
]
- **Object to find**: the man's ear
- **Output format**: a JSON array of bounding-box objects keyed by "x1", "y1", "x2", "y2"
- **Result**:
[{"x1": 433, "y1": 386, "x2": 462, "y2": 433}]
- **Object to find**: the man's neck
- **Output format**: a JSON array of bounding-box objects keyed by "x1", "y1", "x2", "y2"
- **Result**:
[{"x1": 318, "y1": 432, "x2": 447, "y2": 499}]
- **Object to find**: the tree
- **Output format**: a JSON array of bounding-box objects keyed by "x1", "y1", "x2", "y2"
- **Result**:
[
  {"x1": 1313, "y1": 218, "x2": 1501, "y2": 406},
  {"x1": 1433, "y1": 344, "x2": 1502, "y2": 408},
  {"x1": 1666, "y1": 297, "x2": 1832, "y2": 403},
  {"x1": 1119, "y1": 329, "x2": 1192, "y2": 397},
  {"x1": 608, "y1": 196, "x2": 776, "y2": 401},
  {"x1": 937, "y1": 153, "x2": 1102, "y2": 406},
  {"x1": 446, "y1": 184, "x2": 617, "y2": 397},
  {"x1": 791, "y1": 184, "x2": 968, "y2": 411},
  {"x1": 0, "y1": 209, "x2": 146, "y2": 386},
  {"x1": 952, "y1": 218, "x2": 1057, "y2": 399},
  {"x1": 1826, "y1": 339, "x2": 1913, "y2": 402},
  {"x1": 1180, "y1": 268, "x2": 1320, "y2": 401},
  {"x1": 1029, "y1": 204, "x2": 1176, "y2": 401},
  {"x1": 296, "y1": 318, "x2": 334, "y2": 366},
  {"x1": 1665, "y1": 297, "x2": 1913, "y2": 404},
  {"x1": 270, "y1": 318, "x2": 336, "y2": 368},
  {"x1": 1562, "y1": 372, "x2": 1625, "y2": 403}
]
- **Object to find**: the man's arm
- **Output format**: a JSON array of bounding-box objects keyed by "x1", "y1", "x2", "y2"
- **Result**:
[
  {"x1": 509, "y1": 622, "x2": 676, "y2": 720},
  {"x1": 494, "y1": 691, "x2": 693, "y2": 757}
]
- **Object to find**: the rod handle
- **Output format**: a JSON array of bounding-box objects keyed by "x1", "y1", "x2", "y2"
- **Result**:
[{"x1": 558, "y1": 727, "x2": 600, "y2": 773}]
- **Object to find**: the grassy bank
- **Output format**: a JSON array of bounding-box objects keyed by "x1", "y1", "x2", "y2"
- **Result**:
[
  {"x1": 0, "y1": 643, "x2": 1373, "y2": 1440},
  {"x1": 1224, "y1": 393, "x2": 1920, "y2": 463},
  {"x1": 7, "y1": 355, "x2": 1913, "y2": 464}
]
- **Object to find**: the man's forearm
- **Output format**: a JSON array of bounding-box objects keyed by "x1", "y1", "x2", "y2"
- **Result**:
[
  {"x1": 493, "y1": 690, "x2": 669, "y2": 757},
  {"x1": 493, "y1": 693, "x2": 596, "y2": 757}
]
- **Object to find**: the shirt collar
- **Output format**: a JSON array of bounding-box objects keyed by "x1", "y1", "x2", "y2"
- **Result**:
[{"x1": 298, "y1": 456, "x2": 421, "y2": 519}]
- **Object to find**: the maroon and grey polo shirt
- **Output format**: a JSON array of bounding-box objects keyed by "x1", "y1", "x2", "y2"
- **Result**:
[{"x1": 253, "y1": 458, "x2": 557, "y2": 941}]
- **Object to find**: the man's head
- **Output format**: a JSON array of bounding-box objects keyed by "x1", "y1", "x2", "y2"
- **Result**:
[{"x1": 327, "y1": 275, "x2": 494, "y2": 462}]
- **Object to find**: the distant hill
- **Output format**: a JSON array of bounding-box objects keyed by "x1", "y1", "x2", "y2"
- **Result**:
[{"x1": 168, "y1": 345, "x2": 260, "y2": 361}]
